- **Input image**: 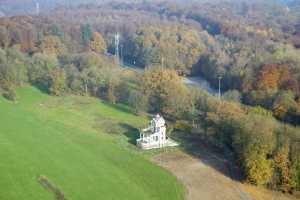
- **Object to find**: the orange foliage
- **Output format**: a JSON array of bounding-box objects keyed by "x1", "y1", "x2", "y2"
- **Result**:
[
  {"x1": 40, "y1": 36, "x2": 64, "y2": 56},
  {"x1": 256, "y1": 64, "x2": 280, "y2": 92},
  {"x1": 89, "y1": 32, "x2": 106, "y2": 54}
]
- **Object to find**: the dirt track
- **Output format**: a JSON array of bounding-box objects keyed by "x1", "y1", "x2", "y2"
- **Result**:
[{"x1": 153, "y1": 146, "x2": 251, "y2": 200}]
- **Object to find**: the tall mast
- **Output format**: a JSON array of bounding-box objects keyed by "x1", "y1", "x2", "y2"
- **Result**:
[
  {"x1": 114, "y1": 33, "x2": 120, "y2": 62},
  {"x1": 35, "y1": 1, "x2": 40, "y2": 15}
]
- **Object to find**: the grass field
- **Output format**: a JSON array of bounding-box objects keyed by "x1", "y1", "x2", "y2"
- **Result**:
[{"x1": 0, "y1": 87, "x2": 184, "y2": 200}]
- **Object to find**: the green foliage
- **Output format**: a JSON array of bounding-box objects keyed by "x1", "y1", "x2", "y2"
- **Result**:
[
  {"x1": 29, "y1": 53, "x2": 58, "y2": 90},
  {"x1": 0, "y1": 46, "x2": 28, "y2": 86},
  {"x1": 223, "y1": 90, "x2": 241, "y2": 103},
  {"x1": 174, "y1": 120, "x2": 192, "y2": 133},
  {"x1": 2, "y1": 85, "x2": 17, "y2": 102},
  {"x1": 272, "y1": 91, "x2": 297, "y2": 121},
  {"x1": 51, "y1": 24, "x2": 64, "y2": 38},
  {"x1": 246, "y1": 106, "x2": 273, "y2": 117},
  {"x1": 128, "y1": 90, "x2": 148, "y2": 115},
  {"x1": 80, "y1": 24, "x2": 92, "y2": 45}
]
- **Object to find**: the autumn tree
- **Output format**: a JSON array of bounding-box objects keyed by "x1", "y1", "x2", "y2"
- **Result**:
[
  {"x1": 273, "y1": 91, "x2": 297, "y2": 121},
  {"x1": 141, "y1": 67, "x2": 192, "y2": 118},
  {"x1": 123, "y1": 25, "x2": 203, "y2": 75},
  {"x1": 234, "y1": 115, "x2": 276, "y2": 186},
  {"x1": 49, "y1": 67, "x2": 67, "y2": 96},
  {"x1": 89, "y1": 32, "x2": 107, "y2": 54},
  {"x1": 274, "y1": 145, "x2": 296, "y2": 191},
  {"x1": 40, "y1": 35, "x2": 65, "y2": 56},
  {"x1": 256, "y1": 64, "x2": 280, "y2": 93}
]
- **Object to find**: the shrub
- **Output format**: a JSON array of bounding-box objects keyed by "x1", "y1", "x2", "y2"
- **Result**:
[
  {"x1": 3, "y1": 87, "x2": 17, "y2": 102},
  {"x1": 174, "y1": 120, "x2": 191, "y2": 133}
]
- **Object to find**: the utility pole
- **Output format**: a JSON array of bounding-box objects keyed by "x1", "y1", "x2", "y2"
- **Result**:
[
  {"x1": 218, "y1": 76, "x2": 222, "y2": 100},
  {"x1": 114, "y1": 33, "x2": 120, "y2": 62},
  {"x1": 120, "y1": 44, "x2": 123, "y2": 65},
  {"x1": 35, "y1": 1, "x2": 40, "y2": 15}
]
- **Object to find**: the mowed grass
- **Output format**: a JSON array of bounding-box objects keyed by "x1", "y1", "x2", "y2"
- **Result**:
[{"x1": 0, "y1": 87, "x2": 184, "y2": 200}]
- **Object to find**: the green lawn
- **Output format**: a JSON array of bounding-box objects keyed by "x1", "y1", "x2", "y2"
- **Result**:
[{"x1": 0, "y1": 87, "x2": 184, "y2": 200}]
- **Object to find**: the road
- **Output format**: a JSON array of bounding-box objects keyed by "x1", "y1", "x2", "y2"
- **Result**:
[{"x1": 120, "y1": 60, "x2": 217, "y2": 95}]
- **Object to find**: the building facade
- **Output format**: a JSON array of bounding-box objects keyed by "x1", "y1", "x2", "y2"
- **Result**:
[{"x1": 136, "y1": 114, "x2": 178, "y2": 150}]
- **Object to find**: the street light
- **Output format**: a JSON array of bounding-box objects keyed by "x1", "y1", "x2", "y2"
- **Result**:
[{"x1": 218, "y1": 76, "x2": 222, "y2": 100}]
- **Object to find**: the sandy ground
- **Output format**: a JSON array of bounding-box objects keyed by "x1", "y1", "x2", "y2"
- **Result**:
[{"x1": 153, "y1": 142, "x2": 298, "y2": 200}]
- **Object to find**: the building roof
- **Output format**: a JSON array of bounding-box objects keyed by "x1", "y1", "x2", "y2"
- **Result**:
[{"x1": 152, "y1": 114, "x2": 165, "y2": 127}]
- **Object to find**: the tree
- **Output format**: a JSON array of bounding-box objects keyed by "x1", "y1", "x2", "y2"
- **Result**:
[
  {"x1": 49, "y1": 67, "x2": 67, "y2": 96},
  {"x1": 223, "y1": 90, "x2": 241, "y2": 103},
  {"x1": 245, "y1": 146, "x2": 274, "y2": 186},
  {"x1": 89, "y1": 32, "x2": 107, "y2": 54},
  {"x1": 273, "y1": 91, "x2": 297, "y2": 120},
  {"x1": 128, "y1": 90, "x2": 148, "y2": 115},
  {"x1": 40, "y1": 35, "x2": 65, "y2": 56},
  {"x1": 123, "y1": 25, "x2": 203, "y2": 74},
  {"x1": 256, "y1": 64, "x2": 280, "y2": 93},
  {"x1": 29, "y1": 53, "x2": 58, "y2": 90},
  {"x1": 51, "y1": 24, "x2": 64, "y2": 38},
  {"x1": 234, "y1": 115, "x2": 276, "y2": 186},
  {"x1": 141, "y1": 67, "x2": 191, "y2": 117},
  {"x1": 274, "y1": 145, "x2": 296, "y2": 191},
  {"x1": 81, "y1": 24, "x2": 92, "y2": 45},
  {"x1": 0, "y1": 46, "x2": 28, "y2": 86},
  {"x1": 0, "y1": 27, "x2": 10, "y2": 49}
]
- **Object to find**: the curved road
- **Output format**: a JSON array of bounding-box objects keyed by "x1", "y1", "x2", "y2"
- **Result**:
[{"x1": 120, "y1": 61, "x2": 217, "y2": 95}]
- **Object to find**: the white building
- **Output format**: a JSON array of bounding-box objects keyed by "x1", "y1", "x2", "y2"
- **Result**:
[{"x1": 136, "y1": 114, "x2": 178, "y2": 150}]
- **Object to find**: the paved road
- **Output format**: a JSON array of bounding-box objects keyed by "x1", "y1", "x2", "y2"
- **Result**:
[
  {"x1": 183, "y1": 76, "x2": 217, "y2": 94},
  {"x1": 121, "y1": 61, "x2": 217, "y2": 95}
]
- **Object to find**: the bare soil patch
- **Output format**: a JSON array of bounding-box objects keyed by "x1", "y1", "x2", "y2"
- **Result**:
[{"x1": 153, "y1": 141, "x2": 298, "y2": 200}]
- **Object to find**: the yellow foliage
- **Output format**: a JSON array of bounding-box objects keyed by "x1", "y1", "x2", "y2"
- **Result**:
[
  {"x1": 41, "y1": 35, "x2": 65, "y2": 56},
  {"x1": 89, "y1": 32, "x2": 107, "y2": 54}
]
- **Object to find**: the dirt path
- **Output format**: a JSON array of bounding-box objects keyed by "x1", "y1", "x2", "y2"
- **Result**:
[
  {"x1": 153, "y1": 147, "x2": 251, "y2": 200},
  {"x1": 155, "y1": 150, "x2": 251, "y2": 200}
]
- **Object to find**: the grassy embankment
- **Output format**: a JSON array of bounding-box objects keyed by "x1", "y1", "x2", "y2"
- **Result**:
[{"x1": 0, "y1": 87, "x2": 184, "y2": 200}]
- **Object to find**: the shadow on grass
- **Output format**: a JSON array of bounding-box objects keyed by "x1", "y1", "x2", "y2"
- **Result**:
[
  {"x1": 33, "y1": 83, "x2": 50, "y2": 94},
  {"x1": 38, "y1": 175, "x2": 68, "y2": 200},
  {"x1": 172, "y1": 131, "x2": 244, "y2": 182},
  {"x1": 119, "y1": 123, "x2": 140, "y2": 145}
]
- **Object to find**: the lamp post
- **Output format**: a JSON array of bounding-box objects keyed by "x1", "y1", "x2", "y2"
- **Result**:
[
  {"x1": 120, "y1": 44, "x2": 123, "y2": 65},
  {"x1": 218, "y1": 76, "x2": 222, "y2": 100}
]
